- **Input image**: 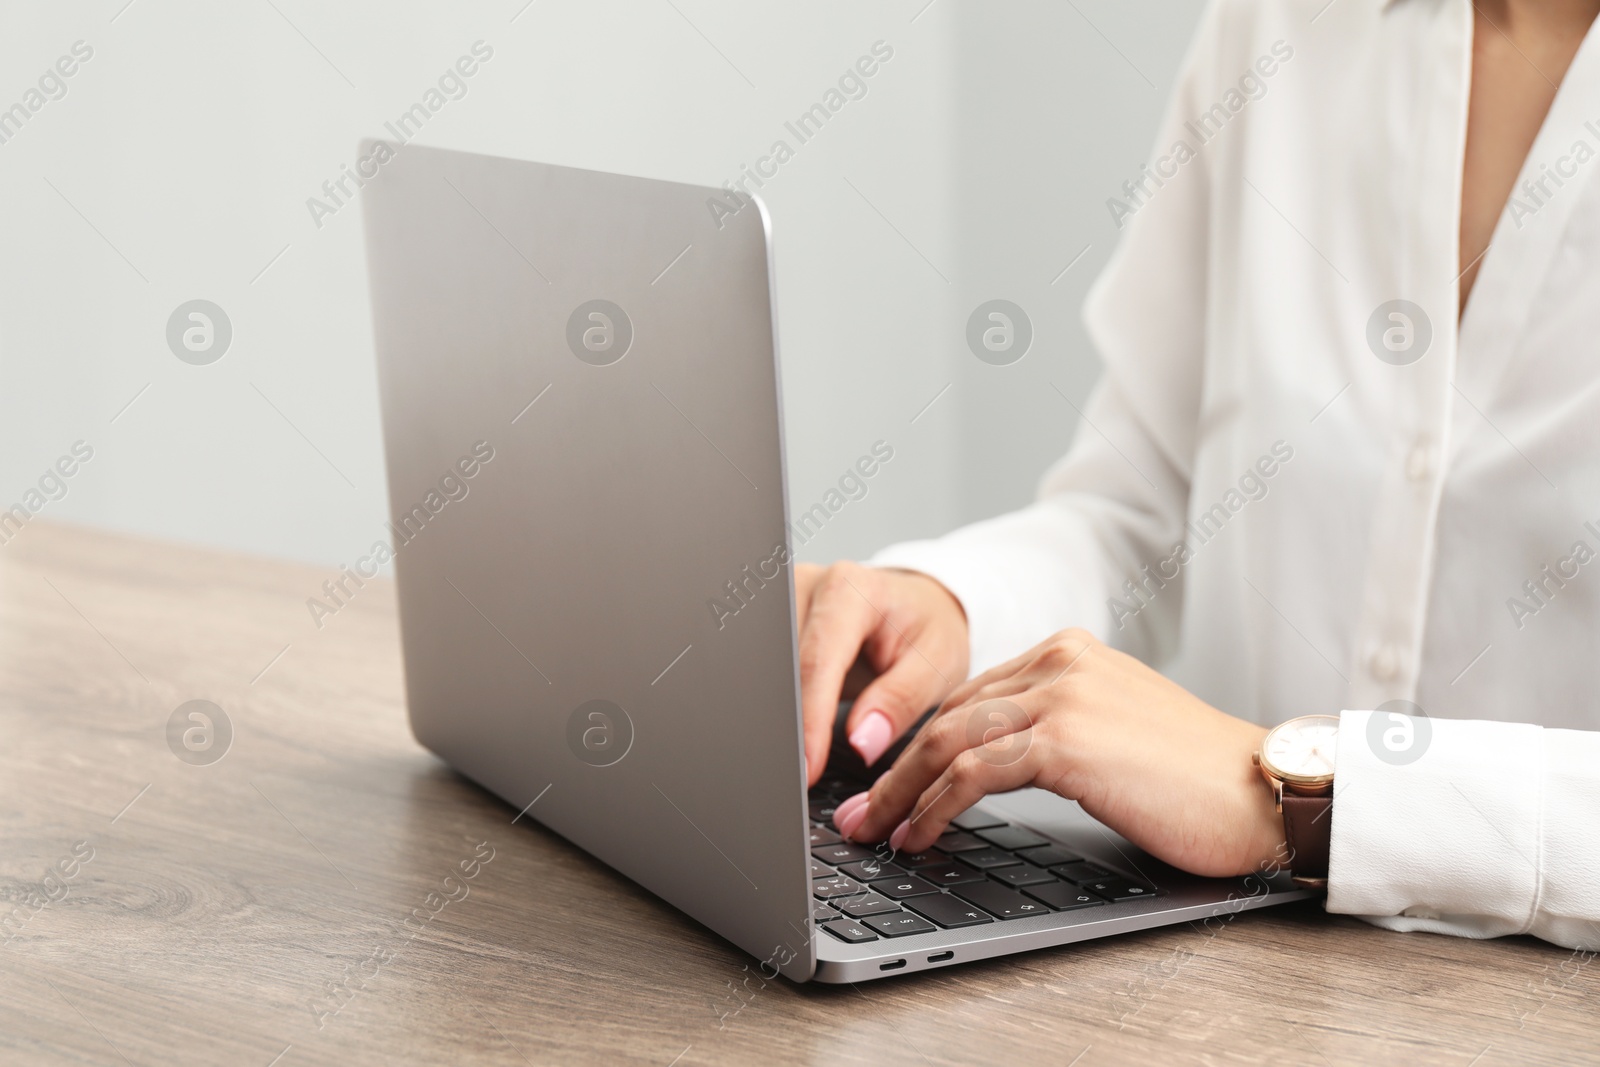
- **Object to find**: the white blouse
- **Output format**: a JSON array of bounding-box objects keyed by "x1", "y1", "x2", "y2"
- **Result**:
[{"x1": 872, "y1": 0, "x2": 1600, "y2": 949}]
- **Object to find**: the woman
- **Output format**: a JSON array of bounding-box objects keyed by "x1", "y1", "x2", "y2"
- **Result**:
[{"x1": 795, "y1": 0, "x2": 1600, "y2": 949}]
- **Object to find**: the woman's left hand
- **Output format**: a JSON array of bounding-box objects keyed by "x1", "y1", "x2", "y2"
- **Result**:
[{"x1": 834, "y1": 628, "x2": 1287, "y2": 878}]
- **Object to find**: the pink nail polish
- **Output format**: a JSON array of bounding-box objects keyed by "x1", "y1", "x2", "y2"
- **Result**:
[
  {"x1": 836, "y1": 803, "x2": 869, "y2": 841},
  {"x1": 849, "y1": 710, "x2": 894, "y2": 767},
  {"x1": 888, "y1": 819, "x2": 911, "y2": 851}
]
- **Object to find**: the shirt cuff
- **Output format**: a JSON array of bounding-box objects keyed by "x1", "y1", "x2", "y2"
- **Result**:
[{"x1": 1327, "y1": 709, "x2": 1543, "y2": 938}]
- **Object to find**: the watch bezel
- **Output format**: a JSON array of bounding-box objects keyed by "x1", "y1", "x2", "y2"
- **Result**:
[{"x1": 1258, "y1": 713, "x2": 1340, "y2": 787}]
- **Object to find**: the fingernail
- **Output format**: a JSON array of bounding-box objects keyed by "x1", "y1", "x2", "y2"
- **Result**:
[
  {"x1": 836, "y1": 802, "x2": 870, "y2": 841},
  {"x1": 849, "y1": 710, "x2": 894, "y2": 767},
  {"x1": 888, "y1": 819, "x2": 911, "y2": 851}
]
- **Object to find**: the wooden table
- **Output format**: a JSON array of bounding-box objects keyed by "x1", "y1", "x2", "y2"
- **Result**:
[{"x1": 1, "y1": 522, "x2": 1593, "y2": 1066}]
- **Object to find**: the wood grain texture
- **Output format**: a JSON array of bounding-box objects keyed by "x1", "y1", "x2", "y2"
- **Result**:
[{"x1": 0, "y1": 521, "x2": 1594, "y2": 1066}]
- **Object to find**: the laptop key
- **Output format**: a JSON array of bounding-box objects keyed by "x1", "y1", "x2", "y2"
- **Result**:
[
  {"x1": 812, "y1": 875, "x2": 866, "y2": 899},
  {"x1": 905, "y1": 892, "x2": 995, "y2": 929},
  {"x1": 834, "y1": 892, "x2": 902, "y2": 918},
  {"x1": 952, "y1": 882, "x2": 1050, "y2": 920},
  {"x1": 812, "y1": 842, "x2": 877, "y2": 866},
  {"x1": 976, "y1": 826, "x2": 1050, "y2": 851},
  {"x1": 1051, "y1": 860, "x2": 1113, "y2": 884},
  {"x1": 895, "y1": 849, "x2": 947, "y2": 869},
  {"x1": 869, "y1": 875, "x2": 940, "y2": 900},
  {"x1": 934, "y1": 831, "x2": 988, "y2": 853},
  {"x1": 820, "y1": 918, "x2": 879, "y2": 944},
  {"x1": 809, "y1": 826, "x2": 842, "y2": 848},
  {"x1": 840, "y1": 859, "x2": 904, "y2": 882},
  {"x1": 919, "y1": 862, "x2": 987, "y2": 887},
  {"x1": 812, "y1": 899, "x2": 837, "y2": 922},
  {"x1": 1082, "y1": 878, "x2": 1161, "y2": 902},
  {"x1": 810, "y1": 859, "x2": 831, "y2": 879},
  {"x1": 815, "y1": 778, "x2": 859, "y2": 801},
  {"x1": 955, "y1": 847, "x2": 1022, "y2": 870},
  {"x1": 990, "y1": 865, "x2": 1058, "y2": 888},
  {"x1": 809, "y1": 799, "x2": 841, "y2": 825},
  {"x1": 949, "y1": 808, "x2": 1006, "y2": 832},
  {"x1": 862, "y1": 912, "x2": 939, "y2": 938},
  {"x1": 1023, "y1": 882, "x2": 1107, "y2": 911},
  {"x1": 1015, "y1": 845, "x2": 1081, "y2": 868}
]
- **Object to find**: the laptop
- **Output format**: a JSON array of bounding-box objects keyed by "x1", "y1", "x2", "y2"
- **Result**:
[{"x1": 360, "y1": 143, "x2": 1318, "y2": 983}]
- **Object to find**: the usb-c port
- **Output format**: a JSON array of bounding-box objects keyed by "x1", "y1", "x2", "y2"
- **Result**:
[
  {"x1": 927, "y1": 951, "x2": 954, "y2": 963},
  {"x1": 879, "y1": 959, "x2": 907, "y2": 971}
]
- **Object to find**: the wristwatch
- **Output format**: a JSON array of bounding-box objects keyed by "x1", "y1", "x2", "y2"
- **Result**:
[{"x1": 1253, "y1": 714, "x2": 1339, "y2": 888}]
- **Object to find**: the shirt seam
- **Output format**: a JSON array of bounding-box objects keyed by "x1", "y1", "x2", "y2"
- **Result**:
[{"x1": 1522, "y1": 727, "x2": 1548, "y2": 935}]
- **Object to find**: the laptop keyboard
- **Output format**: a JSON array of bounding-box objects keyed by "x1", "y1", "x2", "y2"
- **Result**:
[{"x1": 807, "y1": 778, "x2": 1163, "y2": 945}]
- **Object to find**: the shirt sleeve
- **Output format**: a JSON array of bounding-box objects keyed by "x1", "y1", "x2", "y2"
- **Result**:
[
  {"x1": 869, "y1": 2, "x2": 1234, "y2": 674},
  {"x1": 1327, "y1": 709, "x2": 1600, "y2": 951}
]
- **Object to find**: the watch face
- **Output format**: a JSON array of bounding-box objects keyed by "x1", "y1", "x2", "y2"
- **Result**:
[{"x1": 1261, "y1": 714, "x2": 1340, "y2": 784}]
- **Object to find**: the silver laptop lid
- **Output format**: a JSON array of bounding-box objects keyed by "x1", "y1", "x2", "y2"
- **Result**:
[{"x1": 362, "y1": 143, "x2": 814, "y2": 981}]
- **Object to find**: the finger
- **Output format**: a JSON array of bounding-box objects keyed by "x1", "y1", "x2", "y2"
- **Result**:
[
  {"x1": 930, "y1": 675, "x2": 1035, "y2": 726},
  {"x1": 790, "y1": 563, "x2": 823, "y2": 783},
  {"x1": 849, "y1": 697, "x2": 1033, "y2": 841},
  {"x1": 842, "y1": 651, "x2": 952, "y2": 769},
  {"x1": 889, "y1": 738, "x2": 1042, "y2": 853},
  {"x1": 848, "y1": 667, "x2": 1031, "y2": 780},
  {"x1": 792, "y1": 563, "x2": 822, "y2": 634},
  {"x1": 935, "y1": 646, "x2": 1038, "y2": 716},
  {"x1": 935, "y1": 629, "x2": 1096, "y2": 715},
  {"x1": 796, "y1": 564, "x2": 877, "y2": 784}
]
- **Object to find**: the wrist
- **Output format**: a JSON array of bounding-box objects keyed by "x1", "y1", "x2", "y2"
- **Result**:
[
  {"x1": 1239, "y1": 724, "x2": 1290, "y2": 875},
  {"x1": 1252, "y1": 715, "x2": 1340, "y2": 884},
  {"x1": 887, "y1": 567, "x2": 968, "y2": 627}
]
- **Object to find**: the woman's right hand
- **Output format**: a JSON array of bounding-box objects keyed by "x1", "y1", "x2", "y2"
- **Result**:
[{"x1": 793, "y1": 561, "x2": 969, "y2": 786}]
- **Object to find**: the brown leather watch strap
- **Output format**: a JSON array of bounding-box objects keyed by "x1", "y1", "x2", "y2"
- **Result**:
[{"x1": 1281, "y1": 794, "x2": 1331, "y2": 885}]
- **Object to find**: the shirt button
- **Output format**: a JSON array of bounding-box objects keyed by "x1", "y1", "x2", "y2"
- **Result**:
[
  {"x1": 1371, "y1": 644, "x2": 1402, "y2": 681},
  {"x1": 1405, "y1": 440, "x2": 1434, "y2": 482}
]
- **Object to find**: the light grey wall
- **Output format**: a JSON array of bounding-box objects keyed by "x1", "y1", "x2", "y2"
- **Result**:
[
  {"x1": 0, "y1": 0, "x2": 1202, "y2": 571},
  {"x1": 941, "y1": 0, "x2": 1208, "y2": 527},
  {"x1": 789, "y1": 0, "x2": 1210, "y2": 563}
]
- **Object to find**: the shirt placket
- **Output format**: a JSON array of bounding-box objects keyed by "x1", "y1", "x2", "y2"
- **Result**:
[{"x1": 1346, "y1": 0, "x2": 1471, "y2": 712}]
